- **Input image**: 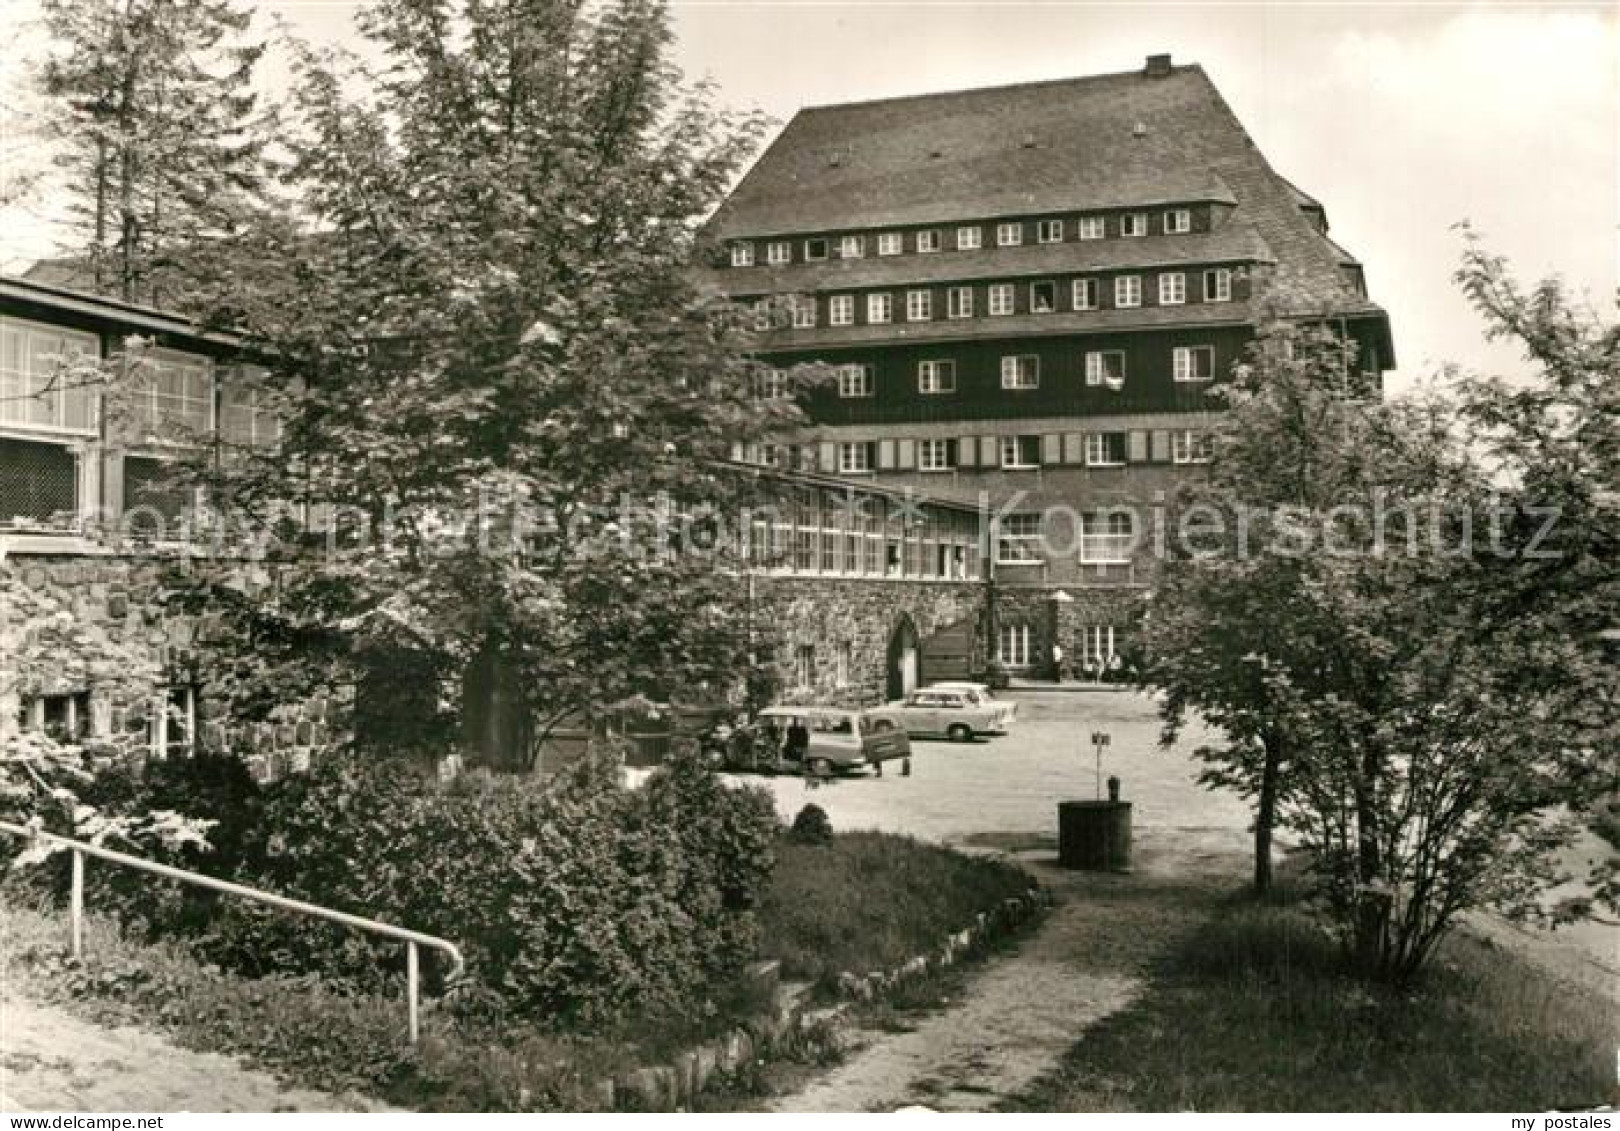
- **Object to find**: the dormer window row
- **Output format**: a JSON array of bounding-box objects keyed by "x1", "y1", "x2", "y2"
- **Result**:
[
  {"x1": 748, "y1": 267, "x2": 1238, "y2": 330},
  {"x1": 727, "y1": 205, "x2": 1215, "y2": 268}
]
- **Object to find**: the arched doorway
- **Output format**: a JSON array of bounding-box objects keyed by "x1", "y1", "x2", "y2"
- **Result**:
[{"x1": 886, "y1": 614, "x2": 921, "y2": 702}]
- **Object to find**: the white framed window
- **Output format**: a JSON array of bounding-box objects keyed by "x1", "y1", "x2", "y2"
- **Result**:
[
  {"x1": 794, "y1": 644, "x2": 816, "y2": 688},
  {"x1": 766, "y1": 240, "x2": 792, "y2": 265},
  {"x1": 877, "y1": 232, "x2": 903, "y2": 256},
  {"x1": 1159, "y1": 272, "x2": 1187, "y2": 305},
  {"x1": 20, "y1": 690, "x2": 92, "y2": 742},
  {"x1": 1084, "y1": 351, "x2": 1126, "y2": 389},
  {"x1": 1173, "y1": 345, "x2": 1216, "y2": 382},
  {"x1": 997, "y1": 515, "x2": 1042, "y2": 562},
  {"x1": 867, "y1": 293, "x2": 892, "y2": 324},
  {"x1": 804, "y1": 237, "x2": 829, "y2": 261},
  {"x1": 998, "y1": 623, "x2": 1033, "y2": 666},
  {"x1": 906, "y1": 289, "x2": 933, "y2": 322},
  {"x1": 151, "y1": 685, "x2": 197, "y2": 759},
  {"x1": 220, "y1": 367, "x2": 283, "y2": 448},
  {"x1": 1165, "y1": 208, "x2": 1192, "y2": 234},
  {"x1": 1000, "y1": 355, "x2": 1039, "y2": 389},
  {"x1": 956, "y1": 225, "x2": 982, "y2": 250},
  {"x1": 838, "y1": 441, "x2": 875, "y2": 473},
  {"x1": 730, "y1": 242, "x2": 755, "y2": 267},
  {"x1": 1080, "y1": 511, "x2": 1135, "y2": 564},
  {"x1": 1, "y1": 316, "x2": 98, "y2": 434},
  {"x1": 917, "y1": 229, "x2": 942, "y2": 253},
  {"x1": 1077, "y1": 215, "x2": 1105, "y2": 240},
  {"x1": 918, "y1": 437, "x2": 956, "y2": 471},
  {"x1": 918, "y1": 359, "x2": 956, "y2": 394},
  {"x1": 1084, "y1": 432, "x2": 1127, "y2": 467},
  {"x1": 1203, "y1": 268, "x2": 1233, "y2": 302},
  {"x1": 838, "y1": 363, "x2": 875, "y2": 398},
  {"x1": 1115, "y1": 275, "x2": 1142, "y2": 308},
  {"x1": 1030, "y1": 281, "x2": 1057, "y2": 313},
  {"x1": 1080, "y1": 625, "x2": 1119, "y2": 670},
  {"x1": 1121, "y1": 212, "x2": 1148, "y2": 237},
  {"x1": 996, "y1": 222, "x2": 1023, "y2": 247},
  {"x1": 1072, "y1": 278, "x2": 1100, "y2": 310},
  {"x1": 1172, "y1": 429, "x2": 1215, "y2": 464},
  {"x1": 839, "y1": 234, "x2": 865, "y2": 259},
  {"x1": 755, "y1": 367, "x2": 789, "y2": 399},
  {"x1": 132, "y1": 348, "x2": 214, "y2": 439},
  {"x1": 829, "y1": 295, "x2": 854, "y2": 326},
  {"x1": 947, "y1": 286, "x2": 974, "y2": 319},
  {"x1": 790, "y1": 295, "x2": 817, "y2": 328},
  {"x1": 1037, "y1": 218, "x2": 1064, "y2": 243},
  {"x1": 999, "y1": 435, "x2": 1041, "y2": 469},
  {"x1": 988, "y1": 284, "x2": 1015, "y2": 316},
  {"x1": 752, "y1": 299, "x2": 773, "y2": 331}
]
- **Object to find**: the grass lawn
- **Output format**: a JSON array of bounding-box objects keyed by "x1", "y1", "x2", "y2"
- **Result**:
[
  {"x1": 1009, "y1": 895, "x2": 1618, "y2": 1112},
  {"x1": 761, "y1": 830, "x2": 1036, "y2": 987},
  {"x1": 0, "y1": 829, "x2": 1033, "y2": 1111}
]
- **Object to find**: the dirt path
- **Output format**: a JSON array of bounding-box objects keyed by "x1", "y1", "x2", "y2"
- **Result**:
[
  {"x1": 770, "y1": 836, "x2": 1246, "y2": 1113},
  {"x1": 0, "y1": 993, "x2": 390, "y2": 1113}
]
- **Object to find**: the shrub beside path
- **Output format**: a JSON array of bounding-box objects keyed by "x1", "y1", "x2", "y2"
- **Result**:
[
  {"x1": 771, "y1": 834, "x2": 1248, "y2": 1113},
  {"x1": 0, "y1": 993, "x2": 389, "y2": 1113}
]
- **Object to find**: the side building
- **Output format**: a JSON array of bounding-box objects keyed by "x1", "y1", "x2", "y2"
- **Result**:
[
  {"x1": 2, "y1": 275, "x2": 988, "y2": 777},
  {"x1": 704, "y1": 54, "x2": 1394, "y2": 677}
]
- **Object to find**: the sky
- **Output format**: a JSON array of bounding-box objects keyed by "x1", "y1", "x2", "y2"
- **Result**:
[{"x1": 1, "y1": 1, "x2": 1615, "y2": 395}]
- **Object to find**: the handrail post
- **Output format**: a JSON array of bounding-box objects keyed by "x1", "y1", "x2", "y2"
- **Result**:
[
  {"x1": 69, "y1": 848, "x2": 85, "y2": 960},
  {"x1": 406, "y1": 940, "x2": 420, "y2": 1044}
]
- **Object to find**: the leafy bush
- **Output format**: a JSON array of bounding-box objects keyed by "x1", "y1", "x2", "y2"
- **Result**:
[
  {"x1": 201, "y1": 747, "x2": 780, "y2": 1033},
  {"x1": 789, "y1": 803, "x2": 833, "y2": 846}
]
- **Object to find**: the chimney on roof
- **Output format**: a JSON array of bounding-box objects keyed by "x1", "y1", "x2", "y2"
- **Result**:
[{"x1": 1145, "y1": 53, "x2": 1172, "y2": 77}]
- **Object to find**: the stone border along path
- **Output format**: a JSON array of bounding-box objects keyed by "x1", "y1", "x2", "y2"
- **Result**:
[
  {"x1": 769, "y1": 839, "x2": 1249, "y2": 1113},
  {"x1": 0, "y1": 993, "x2": 391, "y2": 1113}
]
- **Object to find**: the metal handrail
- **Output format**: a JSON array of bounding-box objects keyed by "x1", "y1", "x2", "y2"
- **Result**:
[{"x1": 0, "y1": 819, "x2": 464, "y2": 1043}]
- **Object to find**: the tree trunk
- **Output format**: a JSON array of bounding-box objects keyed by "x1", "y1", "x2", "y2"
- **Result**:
[
  {"x1": 1352, "y1": 745, "x2": 1388, "y2": 973},
  {"x1": 461, "y1": 636, "x2": 532, "y2": 772},
  {"x1": 1253, "y1": 732, "x2": 1283, "y2": 895}
]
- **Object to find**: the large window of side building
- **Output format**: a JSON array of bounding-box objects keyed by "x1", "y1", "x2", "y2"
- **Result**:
[
  {"x1": 1077, "y1": 215, "x2": 1105, "y2": 240},
  {"x1": 988, "y1": 284, "x2": 1015, "y2": 316},
  {"x1": 1080, "y1": 510, "x2": 1135, "y2": 563},
  {"x1": 838, "y1": 440, "x2": 875, "y2": 474},
  {"x1": 917, "y1": 230, "x2": 942, "y2": 253},
  {"x1": 996, "y1": 513, "x2": 1042, "y2": 562},
  {"x1": 867, "y1": 293, "x2": 892, "y2": 324},
  {"x1": 1084, "y1": 351, "x2": 1126, "y2": 389},
  {"x1": 805, "y1": 237, "x2": 829, "y2": 261},
  {"x1": 1037, "y1": 218, "x2": 1064, "y2": 243},
  {"x1": 1159, "y1": 272, "x2": 1187, "y2": 305},
  {"x1": 996, "y1": 222, "x2": 1023, "y2": 247},
  {"x1": 998, "y1": 623, "x2": 1033, "y2": 667},
  {"x1": 1072, "y1": 278, "x2": 1100, "y2": 310},
  {"x1": 1164, "y1": 208, "x2": 1192, "y2": 234},
  {"x1": 730, "y1": 243, "x2": 754, "y2": 267},
  {"x1": 829, "y1": 295, "x2": 854, "y2": 326},
  {"x1": 839, "y1": 234, "x2": 864, "y2": 259},
  {"x1": 1114, "y1": 275, "x2": 1142, "y2": 308},
  {"x1": 1203, "y1": 268, "x2": 1233, "y2": 302},
  {"x1": 1172, "y1": 428, "x2": 1215, "y2": 464},
  {"x1": 1030, "y1": 281, "x2": 1057, "y2": 313},
  {"x1": 790, "y1": 295, "x2": 817, "y2": 328},
  {"x1": 767, "y1": 240, "x2": 792, "y2": 265},
  {"x1": 219, "y1": 366, "x2": 283, "y2": 451},
  {"x1": 1121, "y1": 212, "x2": 1148, "y2": 237},
  {"x1": 129, "y1": 348, "x2": 213, "y2": 441},
  {"x1": 877, "y1": 232, "x2": 903, "y2": 256},
  {"x1": 906, "y1": 289, "x2": 933, "y2": 322},
  {"x1": 956, "y1": 225, "x2": 982, "y2": 250},
  {"x1": 1, "y1": 316, "x2": 98, "y2": 530}
]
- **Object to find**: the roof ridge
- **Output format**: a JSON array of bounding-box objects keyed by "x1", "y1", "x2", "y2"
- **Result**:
[{"x1": 794, "y1": 62, "x2": 1203, "y2": 116}]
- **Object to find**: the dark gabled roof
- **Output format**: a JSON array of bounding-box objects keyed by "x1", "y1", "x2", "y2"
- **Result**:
[
  {"x1": 725, "y1": 227, "x2": 1274, "y2": 296},
  {"x1": 708, "y1": 60, "x2": 1384, "y2": 320}
]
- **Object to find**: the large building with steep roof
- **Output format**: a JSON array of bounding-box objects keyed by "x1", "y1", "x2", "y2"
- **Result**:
[{"x1": 705, "y1": 53, "x2": 1394, "y2": 676}]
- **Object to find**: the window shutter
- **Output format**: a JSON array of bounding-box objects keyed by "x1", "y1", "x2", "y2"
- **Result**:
[
  {"x1": 1041, "y1": 433, "x2": 1062, "y2": 466},
  {"x1": 878, "y1": 440, "x2": 896, "y2": 470},
  {"x1": 895, "y1": 439, "x2": 915, "y2": 469},
  {"x1": 1150, "y1": 430, "x2": 1171, "y2": 463},
  {"x1": 818, "y1": 441, "x2": 836, "y2": 471},
  {"x1": 1063, "y1": 433, "x2": 1085, "y2": 465},
  {"x1": 959, "y1": 436, "x2": 978, "y2": 467},
  {"x1": 1128, "y1": 431, "x2": 1149, "y2": 464},
  {"x1": 978, "y1": 436, "x2": 998, "y2": 467}
]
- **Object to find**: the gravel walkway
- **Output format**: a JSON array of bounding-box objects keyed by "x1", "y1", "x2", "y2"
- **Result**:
[{"x1": 0, "y1": 993, "x2": 389, "y2": 1113}]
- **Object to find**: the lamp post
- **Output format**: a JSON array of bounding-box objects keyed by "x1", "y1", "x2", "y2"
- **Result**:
[{"x1": 1048, "y1": 588, "x2": 1073, "y2": 682}]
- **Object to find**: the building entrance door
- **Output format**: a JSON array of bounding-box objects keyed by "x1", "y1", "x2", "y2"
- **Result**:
[{"x1": 886, "y1": 615, "x2": 920, "y2": 701}]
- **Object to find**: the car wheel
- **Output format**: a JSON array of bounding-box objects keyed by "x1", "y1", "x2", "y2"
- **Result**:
[
  {"x1": 947, "y1": 723, "x2": 973, "y2": 743},
  {"x1": 808, "y1": 757, "x2": 835, "y2": 778},
  {"x1": 872, "y1": 719, "x2": 896, "y2": 733}
]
